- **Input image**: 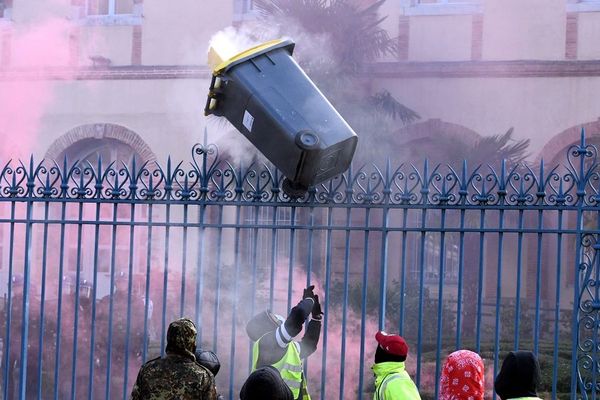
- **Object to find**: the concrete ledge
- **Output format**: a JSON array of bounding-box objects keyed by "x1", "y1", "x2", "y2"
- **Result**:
[
  {"x1": 402, "y1": 3, "x2": 483, "y2": 16},
  {"x1": 369, "y1": 60, "x2": 600, "y2": 78},
  {"x1": 567, "y1": 2, "x2": 600, "y2": 13},
  {"x1": 1, "y1": 60, "x2": 600, "y2": 81},
  {"x1": 0, "y1": 65, "x2": 212, "y2": 80}
]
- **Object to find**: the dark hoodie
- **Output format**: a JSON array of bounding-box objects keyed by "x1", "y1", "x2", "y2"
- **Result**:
[
  {"x1": 240, "y1": 366, "x2": 294, "y2": 400},
  {"x1": 131, "y1": 318, "x2": 218, "y2": 400},
  {"x1": 494, "y1": 351, "x2": 542, "y2": 400}
]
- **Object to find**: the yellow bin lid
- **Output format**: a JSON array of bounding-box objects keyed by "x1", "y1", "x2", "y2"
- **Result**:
[{"x1": 210, "y1": 39, "x2": 295, "y2": 75}]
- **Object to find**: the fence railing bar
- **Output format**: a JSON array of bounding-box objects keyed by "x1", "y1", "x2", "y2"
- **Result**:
[
  {"x1": 248, "y1": 206, "x2": 260, "y2": 372},
  {"x1": 122, "y1": 201, "x2": 137, "y2": 400},
  {"x1": 18, "y1": 198, "x2": 34, "y2": 400},
  {"x1": 3, "y1": 196, "x2": 600, "y2": 212},
  {"x1": 378, "y1": 205, "x2": 390, "y2": 330},
  {"x1": 212, "y1": 205, "x2": 224, "y2": 350},
  {"x1": 593, "y1": 215, "x2": 600, "y2": 400},
  {"x1": 37, "y1": 201, "x2": 50, "y2": 400},
  {"x1": 492, "y1": 208, "x2": 505, "y2": 399},
  {"x1": 320, "y1": 206, "x2": 334, "y2": 400},
  {"x1": 475, "y1": 209, "x2": 486, "y2": 353},
  {"x1": 304, "y1": 206, "x2": 316, "y2": 378},
  {"x1": 2, "y1": 202, "x2": 15, "y2": 400},
  {"x1": 534, "y1": 210, "x2": 544, "y2": 355},
  {"x1": 455, "y1": 208, "x2": 466, "y2": 349},
  {"x1": 338, "y1": 207, "x2": 352, "y2": 400},
  {"x1": 159, "y1": 202, "x2": 171, "y2": 358},
  {"x1": 358, "y1": 207, "x2": 371, "y2": 400},
  {"x1": 416, "y1": 208, "x2": 427, "y2": 388},
  {"x1": 104, "y1": 202, "x2": 119, "y2": 400},
  {"x1": 286, "y1": 207, "x2": 297, "y2": 314},
  {"x1": 552, "y1": 210, "x2": 564, "y2": 399},
  {"x1": 52, "y1": 201, "x2": 67, "y2": 400},
  {"x1": 228, "y1": 203, "x2": 242, "y2": 399},
  {"x1": 88, "y1": 201, "x2": 102, "y2": 399},
  {"x1": 433, "y1": 209, "x2": 447, "y2": 400},
  {"x1": 571, "y1": 203, "x2": 584, "y2": 400},
  {"x1": 514, "y1": 209, "x2": 525, "y2": 350},
  {"x1": 268, "y1": 205, "x2": 278, "y2": 315},
  {"x1": 0, "y1": 217, "x2": 590, "y2": 235},
  {"x1": 142, "y1": 204, "x2": 153, "y2": 362},
  {"x1": 180, "y1": 204, "x2": 189, "y2": 318},
  {"x1": 399, "y1": 209, "x2": 408, "y2": 336},
  {"x1": 69, "y1": 201, "x2": 84, "y2": 400},
  {"x1": 194, "y1": 203, "x2": 207, "y2": 345}
]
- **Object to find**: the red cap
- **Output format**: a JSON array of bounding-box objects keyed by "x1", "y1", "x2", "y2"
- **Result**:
[{"x1": 375, "y1": 331, "x2": 408, "y2": 357}]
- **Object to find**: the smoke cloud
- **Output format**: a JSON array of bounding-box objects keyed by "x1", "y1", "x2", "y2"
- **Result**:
[{"x1": 0, "y1": 18, "x2": 75, "y2": 160}]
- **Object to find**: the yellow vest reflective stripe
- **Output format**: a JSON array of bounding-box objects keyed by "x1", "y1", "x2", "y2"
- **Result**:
[
  {"x1": 252, "y1": 338, "x2": 310, "y2": 400},
  {"x1": 374, "y1": 372, "x2": 421, "y2": 400}
]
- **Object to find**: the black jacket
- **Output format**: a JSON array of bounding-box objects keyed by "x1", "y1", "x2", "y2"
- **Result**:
[{"x1": 255, "y1": 298, "x2": 321, "y2": 367}]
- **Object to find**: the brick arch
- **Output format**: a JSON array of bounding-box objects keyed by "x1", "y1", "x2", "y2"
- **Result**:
[
  {"x1": 45, "y1": 123, "x2": 156, "y2": 162},
  {"x1": 393, "y1": 118, "x2": 481, "y2": 147},
  {"x1": 537, "y1": 118, "x2": 600, "y2": 165}
]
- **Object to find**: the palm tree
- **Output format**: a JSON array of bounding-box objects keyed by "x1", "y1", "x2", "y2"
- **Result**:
[
  {"x1": 252, "y1": 0, "x2": 420, "y2": 160},
  {"x1": 407, "y1": 128, "x2": 530, "y2": 338}
]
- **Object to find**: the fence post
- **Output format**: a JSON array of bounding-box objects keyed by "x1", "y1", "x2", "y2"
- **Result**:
[{"x1": 571, "y1": 128, "x2": 598, "y2": 400}]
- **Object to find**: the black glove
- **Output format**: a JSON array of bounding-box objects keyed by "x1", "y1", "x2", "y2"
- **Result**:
[
  {"x1": 312, "y1": 294, "x2": 323, "y2": 320},
  {"x1": 303, "y1": 285, "x2": 316, "y2": 302}
]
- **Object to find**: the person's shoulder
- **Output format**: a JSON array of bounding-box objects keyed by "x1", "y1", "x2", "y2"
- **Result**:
[
  {"x1": 138, "y1": 356, "x2": 163, "y2": 371},
  {"x1": 180, "y1": 362, "x2": 215, "y2": 387},
  {"x1": 196, "y1": 363, "x2": 216, "y2": 377}
]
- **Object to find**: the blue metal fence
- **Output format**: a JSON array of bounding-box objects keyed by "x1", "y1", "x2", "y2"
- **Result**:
[{"x1": 0, "y1": 131, "x2": 599, "y2": 399}]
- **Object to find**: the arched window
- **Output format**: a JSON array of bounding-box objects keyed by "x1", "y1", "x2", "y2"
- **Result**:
[{"x1": 42, "y1": 124, "x2": 156, "y2": 299}]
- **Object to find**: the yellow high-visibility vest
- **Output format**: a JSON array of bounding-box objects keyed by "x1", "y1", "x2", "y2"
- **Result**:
[{"x1": 252, "y1": 337, "x2": 310, "y2": 400}]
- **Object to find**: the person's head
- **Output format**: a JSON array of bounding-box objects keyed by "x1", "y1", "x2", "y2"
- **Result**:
[
  {"x1": 494, "y1": 351, "x2": 541, "y2": 400},
  {"x1": 195, "y1": 349, "x2": 220, "y2": 377},
  {"x1": 239, "y1": 366, "x2": 294, "y2": 400},
  {"x1": 440, "y1": 350, "x2": 485, "y2": 400},
  {"x1": 10, "y1": 274, "x2": 24, "y2": 297},
  {"x1": 374, "y1": 331, "x2": 408, "y2": 363},
  {"x1": 246, "y1": 310, "x2": 285, "y2": 342},
  {"x1": 78, "y1": 278, "x2": 93, "y2": 307},
  {"x1": 114, "y1": 271, "x2": 128, "y2": 292},
  {"x1": 62, "y1": 274, "x2": 76, "y2": 296},
  {"x1": 165, "y1": 318, "x2": 197, "y2": 359}
]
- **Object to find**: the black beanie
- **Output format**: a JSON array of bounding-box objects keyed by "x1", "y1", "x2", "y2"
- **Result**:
[
  {"x1": 240, "y1": 366, "x2": 294, "y2": 400},
  {"x1": 375, "y1": 345, "x2": 407, "y2": 364},
  {"x1": 494, "y1": 351, "x2": 541, "y2": 400}
]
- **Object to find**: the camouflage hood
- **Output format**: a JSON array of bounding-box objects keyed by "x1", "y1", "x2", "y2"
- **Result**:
[{"x1": 165, "y1": 318, "x2": 197, "y2": 360}]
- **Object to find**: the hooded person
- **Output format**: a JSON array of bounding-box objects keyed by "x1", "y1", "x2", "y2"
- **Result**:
[
  {"x1": 130, "y1": 318, "x2": 218, "y2": 400},
  {"x1": 246, "y1": 285, "x2": 323, "y2": 400},
  {"x1": 240, "y1": 366, "x2": 294, "y2": 400},
  {"x1": 494, "y1": 351, "x2": 543, "y2": 400},
  {"x1": 195, "y1": 349, "x2": 221, "y2": 377},
  {"x1": 372, "y1": 331, "x2": 421, "y2": 400},
  {"x1": 195, "y1": 349, "x2": 225, "y2": 400},
  {"x1": 439, "y1": 350, "x2": 485, "y2": 400}
]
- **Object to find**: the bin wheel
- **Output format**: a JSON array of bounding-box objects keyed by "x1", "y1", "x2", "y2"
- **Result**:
[
  {"x1": 282, "y1": 178, "x2": 308, "y2": 199},
  {"x1": 295, "y1": 131, "x2": 319, "y2": 150}
]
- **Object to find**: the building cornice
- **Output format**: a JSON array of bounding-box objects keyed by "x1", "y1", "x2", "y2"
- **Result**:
[
  {"x1": 369, "y1": 60, "x2": 600, "y2": 79},
  {"x1": 1, "y1": 60, "x2": 600, "y2": 81},
  {"x1": 0, "y1": 65, "x2": 213, "y2": 81}
]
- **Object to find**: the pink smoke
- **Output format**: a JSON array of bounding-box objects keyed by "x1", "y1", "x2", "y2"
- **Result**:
[{"x1": 0, "y1": 18, "x2": 75, "y2": 159}]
